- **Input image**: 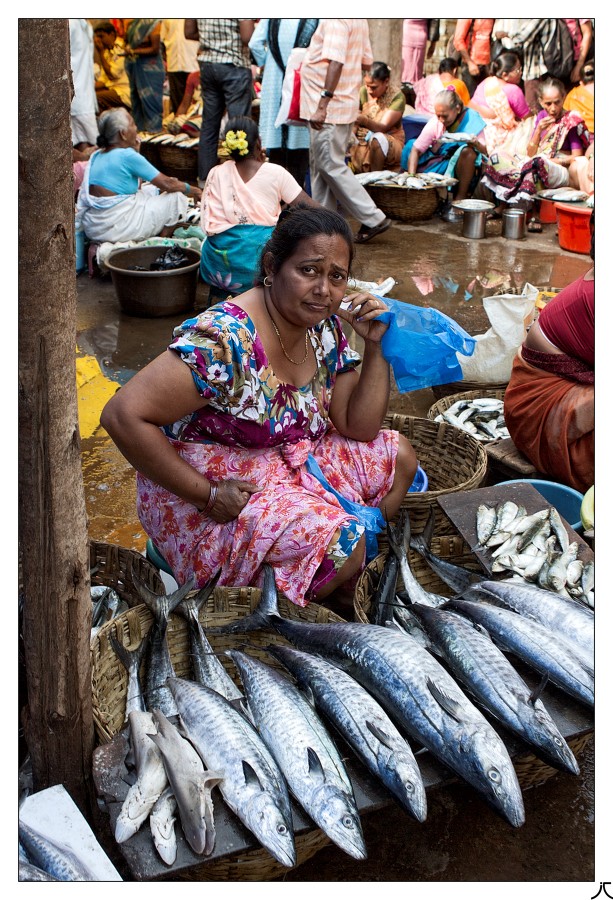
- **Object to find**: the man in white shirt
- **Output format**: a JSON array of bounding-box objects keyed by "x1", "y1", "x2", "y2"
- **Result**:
[{"x1": 69, "y1": 18, "x2": 99, "y2": 148}]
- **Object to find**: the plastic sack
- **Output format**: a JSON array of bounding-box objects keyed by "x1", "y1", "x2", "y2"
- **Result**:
[
  {"x1": 274, "y1": 47, "x2": 308, "y2": 128},
  {"x1": 373, "y1": 296, "x2": 476, "y2": 393},
  {"x1": 456, "y1": 284, "x2": 538, "y2": 384}
]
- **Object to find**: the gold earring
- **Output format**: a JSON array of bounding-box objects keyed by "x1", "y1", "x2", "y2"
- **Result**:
[{"x1": 263, "y1": 276, "x2": 273, "y2": 287}]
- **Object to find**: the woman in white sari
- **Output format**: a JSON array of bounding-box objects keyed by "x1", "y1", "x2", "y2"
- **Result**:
[{"x1": 76, "y1": 108, "x2": 202, "y2": 244}]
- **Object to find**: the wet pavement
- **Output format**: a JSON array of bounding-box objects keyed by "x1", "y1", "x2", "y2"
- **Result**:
[{"x1": 77, "y1": 210, "x2": 595, "y2": 885}]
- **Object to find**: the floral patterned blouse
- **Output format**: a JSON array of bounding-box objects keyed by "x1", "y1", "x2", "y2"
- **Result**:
[{"x1": 164, "y1": 300, "x2": 361, "y2": 447}]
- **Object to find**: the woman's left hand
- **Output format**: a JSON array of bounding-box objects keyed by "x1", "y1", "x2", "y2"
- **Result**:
[{"x1": 336, "y1": 291, "x2": 389, "y2": 343}]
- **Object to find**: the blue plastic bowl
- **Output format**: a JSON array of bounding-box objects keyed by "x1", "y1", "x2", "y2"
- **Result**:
[
  {"x1": 500, "y1": 479, "x2": 583, "y2": 532},
  {"x1": 408, "y1": 465, "x2": 429, "y2": 494}
]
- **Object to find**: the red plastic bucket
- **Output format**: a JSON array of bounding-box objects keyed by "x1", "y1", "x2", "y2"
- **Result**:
[
  {"x1": 555, "y1": 203, "x2": 592, "y2": 254},
  {"x1": 538, "y1": 198, "x2": 558, "y2": 223}
]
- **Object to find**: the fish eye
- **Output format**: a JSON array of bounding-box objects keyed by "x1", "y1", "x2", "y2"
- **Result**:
[
  {"x1": 404, "y1": 781, "x2": 415, "y2": 794},
  {"x1": 488, "y1": 767, "x2": 502, "y2": 783},
  {"x1": 277, "y1": 823, "x2": 288, "y2": 835},
  {"x1": 342, "y1": 815, "x2": 355, "y2": 829},
  {"x1": 553, "y1": 737, "x2": 563, "y2": 746}
]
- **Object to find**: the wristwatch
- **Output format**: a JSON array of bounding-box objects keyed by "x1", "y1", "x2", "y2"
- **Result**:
[{"x1": 320, "y1": 89, "x2": 333, "y2": 98}]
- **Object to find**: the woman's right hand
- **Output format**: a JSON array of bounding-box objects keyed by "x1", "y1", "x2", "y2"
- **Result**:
[{"x1": 209, "y1": 479, "x2": 260, "y2": 523}]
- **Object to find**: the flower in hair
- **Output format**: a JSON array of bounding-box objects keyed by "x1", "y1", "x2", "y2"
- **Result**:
[
  {"x1": 223, "y1": 129, "x2": 250, "y2": 156},
  {"x1": 446, "y1": 84, "x2": 457, "y2": 92}
]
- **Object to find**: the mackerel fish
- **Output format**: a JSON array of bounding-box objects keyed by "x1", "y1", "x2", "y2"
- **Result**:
[
  {"x1": 228, "y1": 649, "x2": 367, "y2": 859},
  {"x1": 266, "y1": 615, "x2": 525, "y2": 828},
  {"x1": 167, "y1": 676, "x2": 296, "y2": 867},
  {"x1": 406, "y1": 603, "x2": 580, "y2": 775},
  {"x1": 18, "y1": 819, "x2": 98, "y2": 881},
  {"x1": 445, "y1": 597, "x2": 594, "y2": 707},
  {"x1": 269, "y1": 644, "x2": 428, "y2": 821}
]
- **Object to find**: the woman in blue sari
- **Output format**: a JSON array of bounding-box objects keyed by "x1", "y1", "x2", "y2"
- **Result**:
[
  {"x1": 401, "y1": 86, "x2": 487, "y2": 222},
  {"x1": 124, "y1": 19, "x2": 165, "y2": 133}
]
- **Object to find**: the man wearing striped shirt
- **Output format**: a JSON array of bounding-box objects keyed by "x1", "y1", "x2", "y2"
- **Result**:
[
  {"x1": 185, "y1": 18, "x2": 256, "y2": 185},
  {"x1": 300, "y1": 19, "x2": 392, "y2": 244}
]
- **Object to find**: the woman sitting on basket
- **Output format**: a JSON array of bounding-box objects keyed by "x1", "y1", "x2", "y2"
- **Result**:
[
  {"x1": 401, "y1": 86, "x2": 487, "y2": 223},
  {"x1": 349, "y1": 61, "x2": 407, "y2": 174},
  {"x1": 100, "y1": 206, "x2": 418, "y2": 608},
  {"x1": 199, "y1": 116, "x2": 317, "y2": 301},
  {"x1": 478, "y1": 77, "x2": 590, "y2": 231},
  {"x1": 76, "y1": 108, "x2": 202, "y2": 244}
]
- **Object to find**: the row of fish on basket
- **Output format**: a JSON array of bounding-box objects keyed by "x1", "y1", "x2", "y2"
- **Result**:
[
  {"x1": 433, "y1": 396, "x2": 509, "y2": 442},
  {"x1": 139, "y1": 131, "x2": 200, "y2": 149},
  {"x1": 97, "y1": 507, "x2": 593, "y2": 873},
  {"x1": 354, "y1": 169, "x2": 458, "y2": 189}
]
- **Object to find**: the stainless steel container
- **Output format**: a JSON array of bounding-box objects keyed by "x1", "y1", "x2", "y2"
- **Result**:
[
  {"x1": 462, "y1": 208, "x2": 488, "y2": 239},
  {"x1": 502, "y1": 208, "x2": 526, "y2": 239}
]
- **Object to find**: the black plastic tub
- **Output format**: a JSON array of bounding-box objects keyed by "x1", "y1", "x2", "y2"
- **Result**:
[{"x1": 106, "y1": 246, "x2": 201, "y2": 317}]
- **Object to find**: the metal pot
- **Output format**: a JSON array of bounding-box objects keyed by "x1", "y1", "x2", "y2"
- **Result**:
[
  {"x1": 502, "y1": 209, "x2": 526, "y2": 239},
  {"x1": 462, "y1": 208, "x2": 488, "y2": 240}
]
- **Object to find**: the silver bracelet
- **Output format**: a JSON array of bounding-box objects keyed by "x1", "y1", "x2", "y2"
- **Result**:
[{"x1": 199, "y1": 482, "x2": 218, "y2": 515}]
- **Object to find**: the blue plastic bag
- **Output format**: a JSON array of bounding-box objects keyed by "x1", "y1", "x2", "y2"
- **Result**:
[
  {"x1": 373, "y1": 295, "x2": 476, "y2": 393},
  {"x1": 304, "y1": 454, "x2": 385, "y2": 563}
]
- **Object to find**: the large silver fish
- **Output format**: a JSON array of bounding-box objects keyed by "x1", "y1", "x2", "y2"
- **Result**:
[
  {"x1": 410, "y1": 508, "x2": 486, "y2": 595},
  {"x1": 115, "y1": 710, "x2": 169, "y2": 844},
  {"x1": 445, "y1": 597, "x2": 594, "y2": 708},
  {"x1": 18, "y1": 819, "x2": 98, "y2": 881},
  {"x1": 227, "y1": 649, "x2": 367, "y2": 860},
  {"x1": 109, "y1": 632, "x2": 149, "y2": 719},
  {"x1": 132, "y1": 573, "x2": 196, "y2": 716},
  {"x1": 174, "y1": 574, "x2": 243, "y2": 703},
  {"x1": 167, "y1": 676, "x2": 296, "y2": 867},
  {"x1": 268, "y1": 644, "x2": 428, "y2": 822},
  {"x1": 467, "y1": 579, "x2": 594, "y2": 668},
  {"x1": 149, "y1": 708, "x2": 223, "y2": 857},
  {"x1": 19, "y1": 859, "x2": 61, "y2": 881},
  {"x1": 204, "y1": 564, "x2": 281, "y2": 635},
  {"x1": 406, "y1": 602, "x2": 580, "y2": 776},
  {"x1": 387, "y1": 513, "x2": 447, "y2": 608},
  {"x1": 266, "y1": 615, "x2": 525, "y2": 828}
]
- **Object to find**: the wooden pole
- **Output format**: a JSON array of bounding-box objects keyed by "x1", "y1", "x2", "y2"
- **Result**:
[{"x1": 18, "y1": 18, "x2": 95, "y2": 814}]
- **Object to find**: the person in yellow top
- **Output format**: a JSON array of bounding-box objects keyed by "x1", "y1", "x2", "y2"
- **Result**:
[
  {"x1": 564, "y1": 62, "x2": 594, "y2": 138},
  {"x1": 350, "y1": 62, "x2": 406, "y2": 173}
]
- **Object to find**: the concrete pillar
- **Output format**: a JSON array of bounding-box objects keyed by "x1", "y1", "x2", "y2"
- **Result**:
[{"x1": 367, "y1": 18, "x2": 403, "y2": 85}]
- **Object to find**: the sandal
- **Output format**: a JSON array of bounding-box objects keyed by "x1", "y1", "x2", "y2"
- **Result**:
[
  {"x1": 355, "y1": 217, "x2": 392, "y2": 244},
  {"x1": 527, "y1": 220, "x2": 543, "y2": 233}
]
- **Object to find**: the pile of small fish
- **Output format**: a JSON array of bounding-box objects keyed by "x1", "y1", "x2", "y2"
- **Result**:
[
  {"x1": 475, "y1": 501, "x2": 594, "y2": 607},
  {"x1": 354, "y1": 169, "x2": 458, "y2": 189},
  {"x1": 140, "y1": 132, "x2": 200, "y2": 149},
  {"x1": 537, "y1": 187, "x2": 589, "y2": 203},
  {"x1": 433, "y1": 396, "x2": 509, "y2": 442}
]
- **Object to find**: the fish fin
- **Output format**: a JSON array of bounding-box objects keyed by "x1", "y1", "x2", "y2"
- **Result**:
[
  {"x1": 420, "y1": 507, "x2": 436, "y2": 549},
  {"x1": 206, "y1": 566, "x2": 279, "y2": 634},
  {"x1": 242, "y1": 759, "x2": 264, "y2": 790},
  {"x1": 426, "y1": 678, "x2": 464, "y2": 722},
  {"x1": 528, "y1": 672, "x2": 549, "y2": 705},
  {"x1": 365, "y1": 719, "x2": 396, "y2": 750},
  {"x1": 306, "y1": 747, "x2": 326, "y2": 782}
]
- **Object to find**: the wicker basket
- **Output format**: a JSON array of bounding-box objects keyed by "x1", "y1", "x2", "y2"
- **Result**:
[
  {"x1": 427, "y1": 388, "x2": 507, "y2": 422},
  {"x1": 512, "y1": 731, "x2": 593, "y2": 790},
  {"x1": 139, "y1": 140, "x2": 161, "y2": 169},
  {"x1": 89, "y1": 541, "x2": 165, "y2": 608},
  {"x1": 158, "y1": 143, "x2": 198, "y2": 183},
  {"x1": 364, "y1": 184, "x2": 440, "y2": 222},
  {"x1": 382, "y1": 414, "x2": 488, "y2": 538},
  {"x1": 431, "y1": 379, "x2": 509, "y2": 401},
  {"x1": 91, "y1": 588, "x2": 344, "y2": 880}
]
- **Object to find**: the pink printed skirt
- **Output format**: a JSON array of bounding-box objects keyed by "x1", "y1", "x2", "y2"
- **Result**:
[{"x1": 137, "y1": 428, "x2": 398, "y2": 606}]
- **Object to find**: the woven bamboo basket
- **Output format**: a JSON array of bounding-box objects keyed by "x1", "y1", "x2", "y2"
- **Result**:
[
  {"x1": 382, "y1": 414, "x2": 488, "y2": 539},
  {"x1": 431, "y1": 379, "x2": 509, "y2": 401},
  {"x1": 354, "y1": 552, "x2": 594, "y2": 790},
  {"x1": 427, "y1": 388, "x2": 507, "y2": 422},
  {"x1": 89, "y1": 540, "x2": 165, "y2": 608},
  {"x1": 91, "y1": 588, "x2": 345, "y2": 880},
  {"x1": 139, "y1": 140, "x2": 161, "y2": 169},
  {"x1": 158, "y1": 143, "x2": 198, "y2": 183},
  {"x1": 364, "y1": 183, "x2": 440, "y2": 222}
]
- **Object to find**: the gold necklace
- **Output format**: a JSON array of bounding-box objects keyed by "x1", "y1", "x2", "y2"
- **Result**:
[{"x1": 264, "y1": 293, "x2": 310, "y2": 365}]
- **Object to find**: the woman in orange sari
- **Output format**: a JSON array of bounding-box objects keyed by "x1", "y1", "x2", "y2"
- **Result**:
[{"x1": 350, "y1": 62, "x2": 406, "y2": 174}]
